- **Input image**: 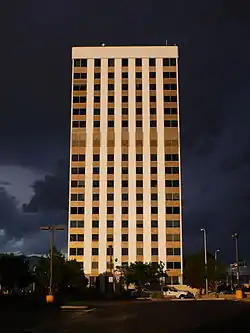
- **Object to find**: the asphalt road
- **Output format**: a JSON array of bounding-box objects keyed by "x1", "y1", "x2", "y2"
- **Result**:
[{"x1": 2, "y1": 300, "x2": 250, "y2": 333}]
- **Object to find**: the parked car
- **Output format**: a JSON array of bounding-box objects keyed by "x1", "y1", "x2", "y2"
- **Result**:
[{"x1": 162, "y1": 286, "x2": 192, "y2": 299}]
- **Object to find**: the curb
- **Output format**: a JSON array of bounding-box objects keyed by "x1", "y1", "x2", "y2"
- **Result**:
[{"x1": 60, "y1": 305, "x2": 89, "y2": 310}]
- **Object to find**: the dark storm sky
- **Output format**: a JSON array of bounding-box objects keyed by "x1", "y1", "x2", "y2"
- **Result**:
[{"x1": 0, "y1": 0, "x2": 250, "y2": 263}]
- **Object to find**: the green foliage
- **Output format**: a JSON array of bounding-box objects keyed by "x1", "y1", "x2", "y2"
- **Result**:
[
  {"x1": 35, "y1": 247, "x2": 87, "y2": 294},
  {"x1": 183, "y1": 252, "x2": 226, "y2": 289},
  {"x1": 0, "y1": 254, "x2": 33, "y2": 291},
  {"x1": 124, "y1": 261, "x2": 167, "y2": 289}
]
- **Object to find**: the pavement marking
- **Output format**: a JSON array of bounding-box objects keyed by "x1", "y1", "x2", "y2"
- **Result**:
[{"x1": 60, "y1": 305, "x2": 89, "y2": 309}]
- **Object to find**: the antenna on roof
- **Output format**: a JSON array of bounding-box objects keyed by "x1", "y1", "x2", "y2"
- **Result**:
[{"x1": 101, "y1": 42, "x2": 106, "y2": 46}]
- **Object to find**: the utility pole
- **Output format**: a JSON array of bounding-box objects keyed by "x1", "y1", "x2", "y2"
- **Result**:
[
  {"x1": 201, "y1": 229, "x2": 208, "y2": 294},
  {"x1": 40, "y1": 225, "x2": 64, "y2": 297},
  {"x1": 232, "y1": 233, "x2": 240, "y2": 287}
]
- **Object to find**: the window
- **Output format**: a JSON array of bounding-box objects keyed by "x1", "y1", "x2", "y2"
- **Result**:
[
  {"x1": 163, "y1": 83, "x2": 177, "y2": 91},
  {"x1": 107, "y1": 167, "x2": 114, "y2": 174},
  {"x1": 137, "y1": 234, "x2": 143, "y2": 242},
  {"x1": 108, "y1": 58, "x2": 114, "y2": 67},
  {"x1": 94, "y1": 59, "x2": 101, "y2": 67},
  {"x1": 136, "y1": 193, "x2": 143, "y2": 201},
  {"x1": 164, "y1": 120, "x2": 178, "y2": 127},
  {"x1": 122, "y1": 193, "x2": 128, "y2": 201},
  {"x1": 72, "y1": 121, "x2": 86, "y2": 128},
  {"x1": 122, "y1": 120, "x2": 128, "y2": 128},
  {"x1": 107, "y1": 220, "x2": 114, "y2": 228},
  {"x1": 92, "y1": 234, "x2": 99, "y2": 241},
  {"x1": 151, "y1": 207, "x2": 158, "y2": 214},
  {"x1": 151, "y1": 220, "x2": 158, "y2": 228},
  {"x1": 122, "y1": 72, "x2": 128, "y2": 78},
  {"x1": 108, "y1": 96, "x2": 114, "y2": 103},
  {"x1": 151, "y1": 167, "x2": 157, "y2": 174},
  {"x1": 136, "y1": 180, "x2": 143, "y2": 187},
  {"x1": 151, "y1": 248, "x2": 158, "y2": 256},
  {"x1": 72, "y1": 154, "x2": 85, "y2": 162},
  {"x1": 122, "y1": 248, "x2": 128, "y2": 256},
  {"x1": 71, "y1": 180, "x2": 85, "y2": 188},
  {"x1": 73, "y1": 84, "x2": 87, "y2": 91},
  {"x1": 136, "y1": 207, "x2": 143, "y2": 215},
  {"x1": 164, "y1": 95, "x2": 177, "y2": 103},
  {"x1": 107, "y1": 207, "x2": 114, "y2": 214},
  {"x1": 136, "y1": 120, "x2": 143, "y2": 127},
  {"x1": 135, "y1": 58, "x2": 142, "y2": 66},
  {"x1": 166, "y1": 193, "x2": 179, "y2": 201},
  {"x1": 151, "y1": 193, "x2": 158, "y2": 201},
  {"x1": 136, "y1": 83, "x2": 142, "y2": 90},
  {"x1": 122, "y1": 154, "x2": 128, "y2": 161},
  {"x1": 73, "y1": 96, "x2": 87, "y2": 104},
  {"x1": 122, "y1": 108, "x2": 128, "y2": 115},
  {"x1": 137, "y1": 248, "x2": 143, "y2": 256},
  {"x1": 92, "y1": 248, "x2": 99, "y2": 255},
  {"x1": 108, "y1": 108, "x2": 114, "y2": 115},
  {"x1": 136, "y1": 108, "x2": 142, "y2": 115},
  {"x1": 108, "y1": 72, "x2": 115, "y2": 78},
  {"x1": 151, "y1": 180, "x2": 157, "y2": 188},
  {"x1": 107, "y1": 235, "x2": 113, "y2": 242},
  {"x1": 163, "y1": 71, "x2": 176, "y2": 78},
  {"x1": 94, "y1": 72, "x2": 101, "y2": 79},
  {"x1": 93, "y1": 154, "x2": 100, "y2": 161},
  {"x1": 108, "y1": 84, "x2": 114, "y2": 91},
  {"x1": 92, "y1": 220, "x2": 99, "y2": 228},
  {"x1": 150, "y1": 108, "x2": 156, "y2": 115},
  {"x1": 136, "y1": 167, "x2": 143, "y2": 174},
  {"x1": 136, "y1": 221, "x2": 143, "y2": 228},
  {"x1": 136, "y1": 72, "x2": 142, "y2": 78},
  {"x1": 70, "y1": 220, "x2": 84, "y2": 228},
  {"x1": 150, "y1": 95, "x2": 156, "y2": 103},
  {"x1": 167, "y1": 248, "x2": 181, "y2": 256},
  {"x1": 163, "y1": 58, "x2": 176, "y2": 66},
  {"x1": 151, "y1": 234, "x2": 158, "y2": 242},
  {"x1": 93, "y1": 167, "x2": 99, "y2": 174},
  {"x1": 94, "y1": 96, "x2": 100, "y2": 103},
  {"x1": 165, "y1": 154, "x2": 178, "y2": 161},
  {"x1": 107, "y1": 154, "x2": 114, "y2": 161},
  {"x1": 93, "y1": 193, "x2": 99, "y2": 201},
  {"x1": 122, "y1": 180, "x2": 128, "y2": 187},
  {"x1": 69, "y1": 248, "x2": 84, "y2": 256},
  {"x1": 122, "y1": 220, "x2": 128, "y2": 228},
  {"x1": 92, "y1": 262, "x2": 98, "y2": 269},
  {"x1": 108, "y1": 120, "x2": 114, "y2": 127},
  {"x1": 107, "y1": 193, "x2": 114, "y2": 201},
  {"x1": 122, "y1": 207, "x2": 128, "y2": 214},
  {"x1": 136, "y1": 96, "x2": 142, "y2": 103},
  {"x1": 151, "y1": 154, "x2": 157, "y2": 161},
  {"x1": 107, "y1": 246, "x2": 113, "y2": 255},
  {"x1": 70, "y1": 234, "x2": 84, "y2": 242},
  {"x1": 150, "y1": 120, "x2": 157, "y2": 127},
  {"x1": 92, "y1": 207, "x2": 99, "y2": 214},
  {"x1": 107, "y1": 180, "x2": 114, "y2": 188},
  {"x1": 149, "y1": 72, "x2": 156, "y2": 78},
  {"x1": 166, "y1": 234, "x2": 180, "y2": 242},
  {"x1": 166, "y1": 207, "x2": 180, "y2": 214},
  {"x1": 71, "y1": 194, "x2": 84, "y2": 201},
  {"x1": 166, "y1": 220, "x2": 180, "y2": 228},
  {"x1": 165, "y1": 167, "x2": 179, "y2": 174},
  {"x1": 122, "y1": 234, "x2": 128, "y2": 242},
  {"x1": 122, "y1": 59, "x2": 128, "y2": 67},
  {"x1": 71, "y1": 167, "x2": 85, "y2": 174},
  {"x1": 136, "y1": 154, "x2": 143, "y2": 161},
  {"x1": 70, "y1": 207, "x2": 84, "y2": 215},
  {"x1": 74, "y1": 59, "x2": 87, "y2": 67},
  {"x1": 166, "y1": 262, "x2": 181, "y2": 269},
  {"x1": 122, "y1": 96, "x2": 128, "y2": 103},
  {"x1": 149, "y1": 58, "x2": 156, "y2": 67},
  {"x1": 122, "y1": 84, "x2": 128, "y2": 90},
  {"x1": 165, "y1": 180, "x2": 179, "y2": 187},
  {"x1": 73, "y1": 108, "x2": 86, "y2": 115},
  {"x1": 150, "y1": 84, "x2": 156, "y2": 91}
]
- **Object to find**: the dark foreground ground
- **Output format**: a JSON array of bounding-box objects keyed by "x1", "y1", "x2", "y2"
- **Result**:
[{"x1": 1, "y1": 300, "x2": 250, "y2": 333}]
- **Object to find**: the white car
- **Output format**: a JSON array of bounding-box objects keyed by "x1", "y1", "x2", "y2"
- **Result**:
[{"x1": 162, "y1": 286, "x2": 190, "y2": 299}]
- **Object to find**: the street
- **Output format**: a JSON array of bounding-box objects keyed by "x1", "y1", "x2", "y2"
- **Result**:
[{"x1": 1, "y1": 300, "x2": 250, "y2": 333}]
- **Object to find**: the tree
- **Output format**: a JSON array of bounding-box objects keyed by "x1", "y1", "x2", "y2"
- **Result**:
[
  {"x1": 124, "y1": 261, "x2": 167, "y2": 293},
  {"x1": 35, "y1": 248, "x2": 87, "y2": 294},
  {"x1": 0, "y1": 254, "x2": 33, "y2": 292},
  {"x1": 183, "y1": 252, "x2": 226, "y2": 290}
]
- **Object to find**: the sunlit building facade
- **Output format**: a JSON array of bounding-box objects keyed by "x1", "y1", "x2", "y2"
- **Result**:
[{"x1": 68, "y1": 45, "x2": 183, "y2": 284}]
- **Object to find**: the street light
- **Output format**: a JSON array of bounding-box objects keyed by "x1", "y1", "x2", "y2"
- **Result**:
[
  {"x1": 214, "y1": 249, "x2": 220, "y2": 262},
  {"x1": 232, "y1": 233, "x2": 240, "y2": 287},
  {"x1": 201, "y1": 228, "x2": 208, "y2": 294},
  {"x1": 40, "y1": 225, "x2": 65, "y2": 299}
]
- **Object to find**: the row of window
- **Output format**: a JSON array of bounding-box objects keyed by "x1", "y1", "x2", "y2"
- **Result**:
[
  {"x1": 71, "y1": 206, "x2": 180, "y2": 215},
  {"x1": 73, "y1": 95, "x2": 177, "y2": 104},
  {"x1": 73, "y1": 71, "x2": 177, "y2": 80},
  {"x1": 72, "y1": 119, "x2": 178, "y2": 128},
  {"x1": 71, "y1": 179, "x2": 179, "y2": 189},
  {"x1": 72, "y1": 154, "x2": 178, "y2": 163},
  {"x1": 74, "y1": 58, "x2": 176, "y2": 68},
  {"x1": 70, "y1": 219, "x2": 180, "y2": 228},
  {"x1": 71, "y1": 192, "x2": 179, "y2": 202},
  {"x1": 73, "y1": 83, "x2": 177, "y2": 92},
  {"x1": 73, "y1": 107, "x2": 178, "y2": 116},
  {"x1": 72, "y1": 166, "x2": 179, "y2": 175}
]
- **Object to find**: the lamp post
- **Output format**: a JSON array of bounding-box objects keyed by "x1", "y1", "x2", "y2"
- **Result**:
[
  {"x1": 214, "y1": 249, "x2": 220, "y2": 262},
  {"x1": 40, "y1": 225, "x2": 64, "y2": 299},
  {"x1": 214, "y1": 249, "x2": 220, "y2": 292},
  {"x1": 201, "y1": 228, "x2": 208, "y2": 294},
  {"x1": 232, "y1": 233, "x2": 240, "y2": 287}
]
